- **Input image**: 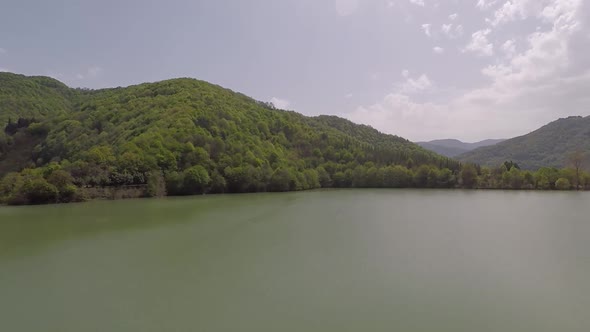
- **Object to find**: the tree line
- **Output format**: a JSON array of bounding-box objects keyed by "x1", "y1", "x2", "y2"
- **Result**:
[{"x1": 0, "y1": 75, "x2": 588, "y2": 205}]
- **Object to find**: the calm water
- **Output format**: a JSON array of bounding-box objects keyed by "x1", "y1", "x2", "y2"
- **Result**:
[{"x1": 1, "y1": 189, "x2": 589, "y2": 331}]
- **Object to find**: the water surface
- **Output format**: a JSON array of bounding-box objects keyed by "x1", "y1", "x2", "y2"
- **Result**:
[{"x1": 1, "y1": 190, "x2": 589, "y2": 331}]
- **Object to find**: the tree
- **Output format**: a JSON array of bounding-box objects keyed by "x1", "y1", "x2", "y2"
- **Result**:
[
  {"x1": 47, "y1": 169, "x2": 78, "y2": 202},
  {"x1": 555, "y1": 178, "x2": 571, "y2": 190},
  {"x1": 269, "y1": 168, "x2": 293, "y2": 192},
  {"x1": 316, "y1": 166, "x2": 332, "y2": 188},
  {"x1": 460, "y1": 164, "x2": 478, "y2": 189},
  {"x1": 567, "y1": 150, "x2": 586, "y2": 190},
  {"x1": 209, "y1": 170, "x2": 227, "y2": 194},
  {"x1": 183, "y1": 165, "x2": 210, "y2": 194},
  {"x1": 146, "y1": 171, "x2": 167, "y2": 197},
  {"x1": 413, "y1": 165, "x2": 430, "y2": 188},
  {"x1": 20, "y1": 178, "x2": 59, "y2": 205}
]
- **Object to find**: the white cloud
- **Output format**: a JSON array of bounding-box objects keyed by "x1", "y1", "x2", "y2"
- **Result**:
[
  {"x1": 433, "y1": 46, "x2": 445, "y2": 54},
  {"x1": 270, "y1": 97, "x2": 291, "y2": 109},
  {"x1": 398, "y1": 73, "x2": 433, "y2": 93},
  {"x1": 409, "y1": 0, "x2": 425, "y2": 6},
  {"x1": 345, "y1": 93, "x2": 353, "y2": 98},
  {"x1": 0, "y1": 48, "x2": 6, "y2": 54},
  {"x1": 421, "y1": 23, "x2": 432, "y2": 37},
  {"x1": 0, "y1": 68, "x2": 9, "y2": 72},
  {"x1": 401, "y1": 69, "x2": 410, "y2": 78},
  {"x1": 442, "y1": 23, "x2": 464, "y2": 38},
  {"x1": 501, "y1": 38, "x2": 517, "y2": 57},
  {"x1": 442, "y1": 23, "x2": 452, "y2": 34},
  {"x1": 487, "y1": 0, "x2": 580, "y2": 26},
  {"x1": 477, "y1": 0, "x2": 498, "y2": 11},
  {"x1": 464, "y1": 29, "x2": 494, "y2": 56},
  {"x1": 448, "y1": 13, "x2": 458, "y2": 20},
  {"x1": 349, "y1": 0, "x2": 588, "y2": 141}
]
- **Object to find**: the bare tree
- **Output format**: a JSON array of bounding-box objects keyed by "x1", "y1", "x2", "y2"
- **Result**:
[{"x1": 568, "y1": 150, "x2": 586, "y2": 190}]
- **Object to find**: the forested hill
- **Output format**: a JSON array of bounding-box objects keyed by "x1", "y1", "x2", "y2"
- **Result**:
[
  {"x1": 459, "y1": 116, "x2": 590, "y2": 170},
  {"x1": 417, "y1": 139, "x2": 505, "y2": 158},
  {"x1": 1, "y1": 72, "x2": 462, "y2": 204},
  {"x1": 0, "y1": 73, "x2": 75, "y2": 125}
]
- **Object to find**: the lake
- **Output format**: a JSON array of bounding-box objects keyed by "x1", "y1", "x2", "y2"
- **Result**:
[{"x1": 1, "y1": 189, "x2": 589, "y2": 331}]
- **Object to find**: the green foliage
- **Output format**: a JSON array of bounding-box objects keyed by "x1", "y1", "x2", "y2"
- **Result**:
[
  {"x1": 1, "y1": 74, "x2": 587, "y2": 204},
  {"x1": 555, "y1": 178, "x2": 571, "y2": 190},
  {"x1": 20, "y1": 178, "x2": 59, "y2": 205},
  {"x1": 0, "y1": 73, "x2": 75, "y2": 127},
  {"x1": 183, "y1": 165, "x2": 210, "y2": 195},
  {"x1": 146, "y1": 171, "x2": 166, "y2": 197},
  {"x1": 460, "y1": 116, "x2": 590, "y2": 170},
  {"x1": 460, "y1": 164, "x2": 478, "y2": 189}
]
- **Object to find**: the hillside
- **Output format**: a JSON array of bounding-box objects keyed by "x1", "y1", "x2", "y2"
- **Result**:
[
  {"x1": 459, "y1": 116, "x2": 590, "y2": 170},
  {"x1": 417, "y1": 139, "x2": 505, "y2": 158},
  {"x1": 1, "y1": 73, "x2": 464, "y2": 204},
  {"x1": 0, "y1": 73, "x2": 76, "y2": 125}
]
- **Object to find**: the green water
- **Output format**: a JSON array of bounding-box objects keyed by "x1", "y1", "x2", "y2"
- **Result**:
[{"x1": 1, "y1": 189, "x2": 589, "y2": 331}]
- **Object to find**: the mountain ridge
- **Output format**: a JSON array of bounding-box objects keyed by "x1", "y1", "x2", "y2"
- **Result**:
[
  {"x1": 459, "y1": 116, "x2": 590, "y2": 170},
  {"x1": 417, "y1": 138, "x2": 505, "y2": 158}
]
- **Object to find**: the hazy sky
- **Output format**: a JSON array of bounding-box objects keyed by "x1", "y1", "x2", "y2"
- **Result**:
[{"x1": 1, "y1": 0, "x2": 589, "y2": 141}]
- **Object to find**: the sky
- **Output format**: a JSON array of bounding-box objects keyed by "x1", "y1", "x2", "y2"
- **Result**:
[{"x1": 1, "y1": 0, "x2": 589, "y2": 141}]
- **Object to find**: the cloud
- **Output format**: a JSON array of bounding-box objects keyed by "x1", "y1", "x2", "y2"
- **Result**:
[
  {"x1": 501, "y1": 38, "x2": 516, "y2": 57},
  {"x1": 409, "y1": 0, "x2": 425, "y2": 6},
  {"x1": 433, "y1": 46, "x2": 445, "y2": 54},
  {"x1": 476, "y1": 0, "x2": 498, "y2": 11},
  {"x1": 0, "y1": 68, "x2": 9, "y2": 72},
  {"x1": 398, "y1": 73, "x2": 433, "y2": 93},
  {"x1": 334, "y1": 0, "x2": 359, "y2": 16},
  {"x1": 487, "y1": 0, "x2": 580, "y2": 26},
  {"x1": 464, "y1": 29, "x2": 494, "y2": 56},
  {"x1": 448, "y1": 13, "x2": 458, "y2": 20},
  {"x1": 421, "y1": 23, "x2": 432, "y2": 37},
  {"x1": 442, "y1": 23, "x2": 464, "y2": 38},
  {"x1": 270, "y1": 97, "x2": 291, "y2": 109},
  {"x1": 349, "y1": 0, "x2": 588, "y2": 141},
  {"x1": 345, "y1": 93, "x2": 354, "y2": 99},
  {"x1": 401, "y1": 69, "x2": 410, "y2": 78},
  {"x1": 0, "y1": 48, "x2": 6, "y2": 54}
]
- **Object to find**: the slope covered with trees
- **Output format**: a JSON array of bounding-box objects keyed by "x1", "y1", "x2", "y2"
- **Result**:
[
  {"x1": 1, "y1": 73, "x2": 466, "y2": 204},
  {"x1": 459, "y1": 116, "x2": 590, "y2": 170},
  {"x1": 417, "y1": 139, "x2": 505, "y2": 158},
  {"x1": 2, "y1": 73, "x2": 588, "y2": 205},
  {"x1": 0, "y1": 73, "x2": 75, "y2": 125}
]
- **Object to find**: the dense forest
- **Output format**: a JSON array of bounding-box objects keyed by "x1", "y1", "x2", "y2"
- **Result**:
[
  {"x1": 459, "y1": 116, "x2": 590, "y2": 169},
  {"x1": 0, "y1": 73, "x2": 588, "y2": 205}
]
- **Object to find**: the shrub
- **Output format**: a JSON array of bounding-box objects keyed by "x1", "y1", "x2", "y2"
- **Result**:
[{"x1": 555, "y1": 178, "x2": 571, "y2": 190}]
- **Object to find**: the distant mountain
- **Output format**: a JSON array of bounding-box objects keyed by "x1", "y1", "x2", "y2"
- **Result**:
[
  {"x1": 459, "y1": 116, "x2": 590, "y2": 170},
  {"x1": 417, "y1": 139, "x2": 505, "y2": 158}
]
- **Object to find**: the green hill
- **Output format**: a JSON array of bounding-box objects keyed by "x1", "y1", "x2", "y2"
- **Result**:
[
  {"x1": 459, "y1": 116, "x2": 590, "y2": 170},
  {"x1": 1, "y1": 73, "x2": 462, "y2": 204},
  {"x1": 417, "y1": 139, "x2": 505, "y2": 158},
  {"x1": 0, "y1": 73, "x2": 76, "y2": 125}
]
